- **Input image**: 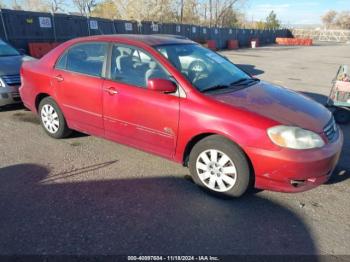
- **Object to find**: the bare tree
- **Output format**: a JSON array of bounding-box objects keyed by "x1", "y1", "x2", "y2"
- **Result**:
[
  {"x1": 174, "y1": 0, "x2": 200, "y2": 24},
  {"x1": 335, "y1": 11, "x2": 350, "y2": 29},
  {"x1": 46, "y1": 0, "x2": 66, "y2": 13},
  {"x1": 213, "y1": 0, "x2": 239, "y2": 27},
  {"x1": 91, "y1": 0, "x2": 119, "y2": 19},
  {"x1": 73, "y1": 0, "x2": 97, "y2": 16},
  {"x1": 321, "y1": 10, "x2": 350, "y2": 30},
  {"x1": 11, "y1": 0, "x2": 23, "y2": 10},
  {"x1": 71, "y1": 0, "x2": 248, "y2": 27},
  {"x1": 22, "y1": 0, "x2": 50, "y2": 12},
  {"x1": 322, "y1": 10, "x2": 337, "y2": 29},
  {"x1": 0, "y1": 0, "x2": 5, "y2": 9}
]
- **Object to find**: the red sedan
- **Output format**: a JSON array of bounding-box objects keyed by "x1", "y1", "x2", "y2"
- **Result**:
[{"x1": 19, "y1": 35, "x2": 343, "y2": 197}]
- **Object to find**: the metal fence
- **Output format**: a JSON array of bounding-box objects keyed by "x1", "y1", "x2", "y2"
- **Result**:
[
  {"x1": 292, "y1": 29, "x2": 350, "y2": 43},
  {"x1": 0, "y1": 8, "x2": 291, "y2": 51}
]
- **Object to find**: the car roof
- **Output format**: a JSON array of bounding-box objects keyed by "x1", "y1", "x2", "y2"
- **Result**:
[{"x1": 74, "y1": 34, "x2": 195, "y2": 46}]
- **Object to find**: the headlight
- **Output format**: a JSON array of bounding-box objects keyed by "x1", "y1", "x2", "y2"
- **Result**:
[
  {"x1": 267, "y1": 125, "x2": 325, "y2": 149},
  {"x1": 0, "y1": 77, "x2": 5, "y2": 87}
]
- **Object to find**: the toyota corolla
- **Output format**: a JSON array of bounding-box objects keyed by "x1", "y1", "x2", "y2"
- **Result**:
[{"x1": 19, "y1": 35, "x2": 343, "y2": 197}]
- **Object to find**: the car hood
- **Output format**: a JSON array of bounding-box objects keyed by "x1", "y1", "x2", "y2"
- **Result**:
[
  {"x1": 210, "y1": 81, "x2": 331, "y2": 133},
  {"x1": 0, "y1": 55, "x2": 23, "y2": 76}
]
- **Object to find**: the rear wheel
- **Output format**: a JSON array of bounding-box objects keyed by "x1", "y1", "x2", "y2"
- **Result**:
[
  {"x1": 38, "y1": 97, "x2": 72, "y2": 138},
  {"x1": 189, "y1": 135, "x2": 251, "y2": 198}
]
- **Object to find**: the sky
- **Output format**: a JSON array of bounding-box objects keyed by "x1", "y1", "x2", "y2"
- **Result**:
[
  {"x1": 242, "y1": 0, "x2": 350, "y2": 25},
  {"x1": 2, "y1": 0, "x2": 350, "y2": 25}
]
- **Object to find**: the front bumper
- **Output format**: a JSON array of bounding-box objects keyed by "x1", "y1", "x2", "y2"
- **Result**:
[
  {"x1": 0, "y1": 85, "x2": 22, "y2": 107},
  {"x1": 246, "y1": 129, "x2": 344, "y2": 193}
]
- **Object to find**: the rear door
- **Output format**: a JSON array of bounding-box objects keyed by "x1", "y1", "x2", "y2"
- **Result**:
[
  {"x1": 102, "y1": 44, "x2": 180, "y2": 158},
  {"x1": 52, "y1": 42, "x2": 108, "y2": 135}
]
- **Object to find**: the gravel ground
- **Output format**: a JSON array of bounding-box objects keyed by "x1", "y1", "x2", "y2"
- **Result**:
[{"x1": 0, "y1": 42, "x2": 349, "y2": 257}]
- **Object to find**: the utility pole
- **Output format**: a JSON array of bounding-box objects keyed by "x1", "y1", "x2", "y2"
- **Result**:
[
  {"x1": 180, "y1": 0, "x2": 184, "y2": 23},
  {"x1": 209, "y1": 0, "x2": 212, "y2": 27},
  {"x1": 215, "y1": 0, "x2": 218, "y2": 27}
]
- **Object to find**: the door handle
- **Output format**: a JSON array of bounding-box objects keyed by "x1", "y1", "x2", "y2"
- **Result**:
[
  {"x1": 54, "y1": 75, "x2": 64, "y2": 82},
  {"x1": 104, "y1": 87, "x2": 118, "y2": 95}
]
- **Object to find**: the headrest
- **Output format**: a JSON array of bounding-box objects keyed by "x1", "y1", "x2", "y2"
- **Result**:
[
  {"x1": 70, "y1": 49, "x2": 87, "y2": 61},
  {"x1": 149, "y1": 61, "x2": 157, "y2": 69}
]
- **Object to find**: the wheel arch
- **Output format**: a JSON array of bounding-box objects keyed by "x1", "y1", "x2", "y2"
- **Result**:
[
  {"x1": 182, "y1": 132, "x2": 256, "y2": 186},
  {"x1": 35, "y1": 93, "x2": 51, "y2": 111},
  {"x1": 182, "y1": 133, "x2": 215, "y2": 166}
]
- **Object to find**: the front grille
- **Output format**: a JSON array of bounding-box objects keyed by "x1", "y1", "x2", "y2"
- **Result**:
[
  {"x1": 323, "y1": 117, "x2": 338, "y2": 142},
  {"x1": 2, "y1": 74, "x2": 21, "y2": 86}
]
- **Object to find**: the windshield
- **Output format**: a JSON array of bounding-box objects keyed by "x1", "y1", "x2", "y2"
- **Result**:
[
  {"x1": 155, "y1": 44, "x2": 256, "y2": 92},
  {"x1": 0, "y1": 40, "x2": 20, "y2": 57}
]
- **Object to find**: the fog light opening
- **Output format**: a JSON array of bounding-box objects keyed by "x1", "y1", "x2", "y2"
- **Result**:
[
  {"x1": 1, "y1": 93, "x2": 9, "y2": 99},
  {"x1": 290, "y1": 179, "x2": 306, "y2": 188}
]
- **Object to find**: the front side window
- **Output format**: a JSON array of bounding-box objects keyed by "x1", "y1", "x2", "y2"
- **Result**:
[
  {"x1": 110, "y1": 44, "x2": 170, "y2": 88},
  {"x1": 56, "y1": 42, "x2": 107, "y2": 77},
  {"x1": 154, "y1": 44, "x2": 257, "y2": 93}
]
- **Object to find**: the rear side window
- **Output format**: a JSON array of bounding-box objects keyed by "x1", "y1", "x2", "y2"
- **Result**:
[{"x1": 56, "y1": 42, "x2": 107, "y2": 77}]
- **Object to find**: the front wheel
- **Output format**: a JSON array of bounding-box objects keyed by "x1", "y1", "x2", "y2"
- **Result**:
[
  {"x1": 189, "y1": 135, "x2": 251, "y2": 198},
  {"x1": 38, "y1": 97, "x2": 72, "y2": 138}
]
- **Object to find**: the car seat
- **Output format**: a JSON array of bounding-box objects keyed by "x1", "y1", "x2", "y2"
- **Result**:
[{"x1": 145, "y1": 61, "x2": 168, "y2": 85}]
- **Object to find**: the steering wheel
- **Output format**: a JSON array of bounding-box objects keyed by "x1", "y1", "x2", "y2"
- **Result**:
[{"x1": 188, "y1": 60, "x2": 208, "y2": 83}]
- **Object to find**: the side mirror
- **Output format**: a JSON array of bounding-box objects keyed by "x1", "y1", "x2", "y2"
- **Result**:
[
  {"x1": 147, "y1": 78, "x2": 177, "y2": 93},
  {"x1": 18, "y1": 48, "x2": 26, "y2": 55}
]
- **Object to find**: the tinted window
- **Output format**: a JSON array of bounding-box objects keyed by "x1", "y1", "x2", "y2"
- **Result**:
[
  {"x1": 58, "y1": 42, "x2": 107, "y2": 77},
  {"x1": 110, "y1": 44, "x2": 170, "y2": 88}
]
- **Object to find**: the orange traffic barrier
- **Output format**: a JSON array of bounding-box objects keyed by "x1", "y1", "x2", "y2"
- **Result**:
[
  {"x1": 276, "y1": 38, "x2": 313, "y2": 46},
  {"x1": 227, "y1": 40, "x2": 239, "y2": 50},
  {"x1": 207, "y1": 40, "x2": 217, "y2": 50},
  {"x1": 28, "y1": 42, "x2": 62, "y2": 58}
]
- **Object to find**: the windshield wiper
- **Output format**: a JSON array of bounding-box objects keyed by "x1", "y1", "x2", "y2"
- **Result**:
[
  {"x1": 201, "y1": 78, "x2": 260, "y2": 93},
  {"x1": 201, "y1": 84, "x2": 231, "y2": 93},
  {"x1": 230, "y1": 78, "x2": 259, "y2": 86}
]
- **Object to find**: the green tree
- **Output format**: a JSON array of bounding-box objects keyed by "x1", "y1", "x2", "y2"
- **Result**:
[{"x1": 266, "y1": 10, "x2": 280, "y2": 29}]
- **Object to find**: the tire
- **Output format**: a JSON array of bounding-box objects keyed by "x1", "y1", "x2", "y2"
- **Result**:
[
  {"x1": 38, "y1": 97, "x2": 72, "y2": 139},
  {"x1": 189, "y1": 135, "x2": 251, "y2": 198},
  {"x1": 333, "y1": 108, "x2": 350, "y2": 124}
]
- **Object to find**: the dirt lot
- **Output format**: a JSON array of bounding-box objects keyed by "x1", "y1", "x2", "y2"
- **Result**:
[{"x1": 0, "y1": 43, "x2": 349, "y2": 257}]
